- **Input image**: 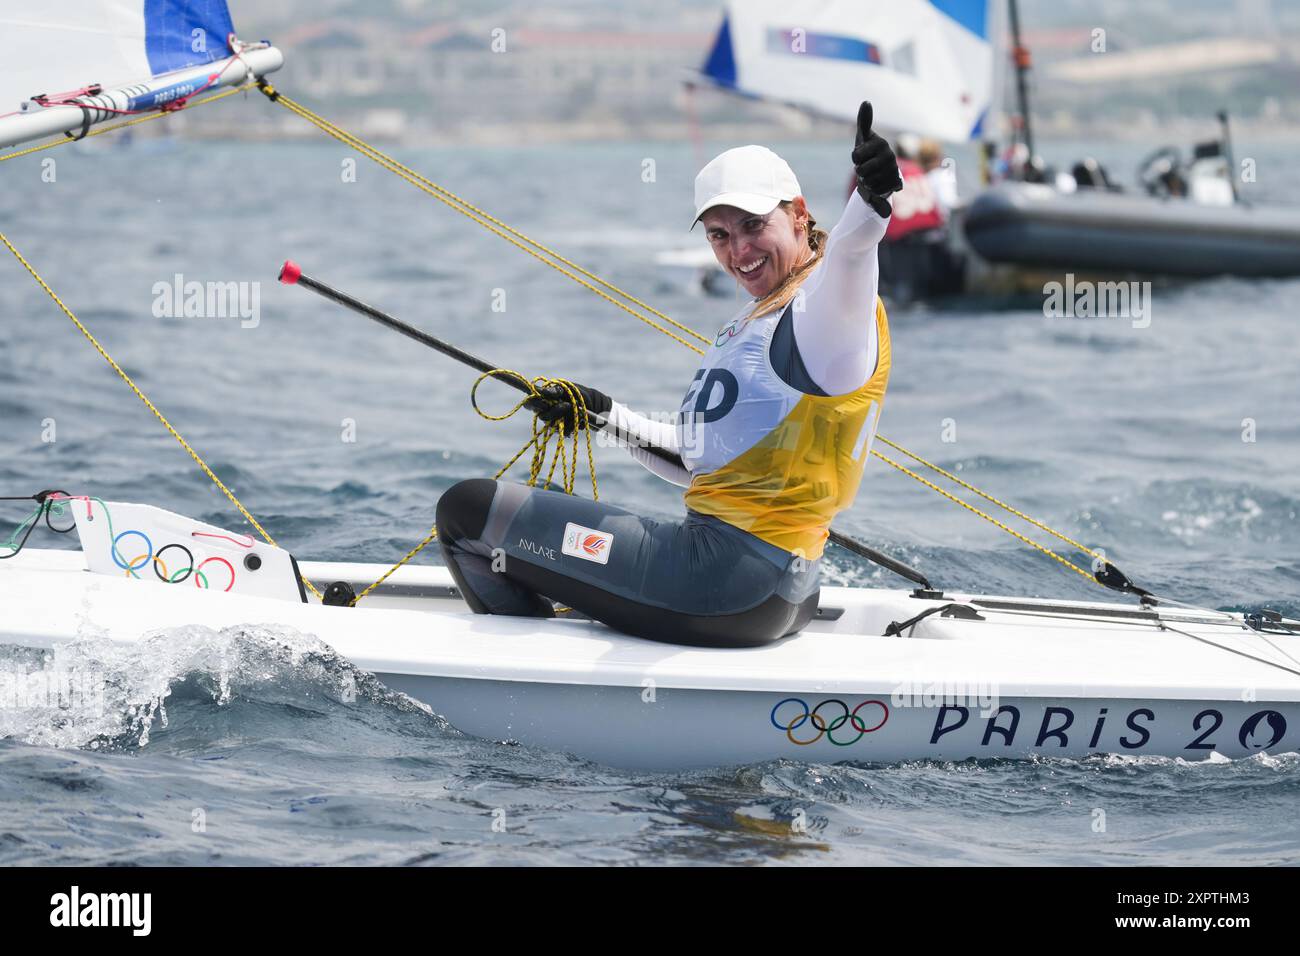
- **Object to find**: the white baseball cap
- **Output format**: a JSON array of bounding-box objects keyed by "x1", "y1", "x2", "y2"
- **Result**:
[{"x1": 692, "y1": 145, "x2": 802, "y2": 227}]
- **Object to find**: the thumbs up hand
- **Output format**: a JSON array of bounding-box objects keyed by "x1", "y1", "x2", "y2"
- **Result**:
[{"x1": 851, "y1": 101, "x2": 903, "y2": 217}]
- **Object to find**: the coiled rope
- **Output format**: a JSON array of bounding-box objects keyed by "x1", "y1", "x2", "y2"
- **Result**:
[
  {"x1": 346, "y1": 373, "x2": 599, "y2": 605},
  {"x1": 470, "y1": 372, "x2": 600, "y2": 499}
]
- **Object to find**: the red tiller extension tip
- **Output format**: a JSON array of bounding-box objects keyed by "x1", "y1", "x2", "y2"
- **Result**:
[{"x1": 278, "y1": 260, "x2": 302, "y2": 285}]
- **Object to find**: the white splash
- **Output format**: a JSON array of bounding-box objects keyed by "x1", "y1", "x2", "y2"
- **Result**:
[{"x1": 0, "y1": 622, "x2": 426, "y2": 751}]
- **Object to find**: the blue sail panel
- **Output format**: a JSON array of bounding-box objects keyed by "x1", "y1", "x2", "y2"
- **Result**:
[
  {"x1": 144, "y1": 0, "x2": 238, "y2": 76},
  {"x1": 929, "y1": 0, "x2": 988, "y2": 39},
  {"x1": 701, "y1": 16, "x2": 737, "y2": 88}
]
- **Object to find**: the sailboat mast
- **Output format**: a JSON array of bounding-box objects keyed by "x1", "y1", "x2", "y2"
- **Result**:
[{"x1": 1007, "y1": 0, "x2": 1035, "y2": 158}]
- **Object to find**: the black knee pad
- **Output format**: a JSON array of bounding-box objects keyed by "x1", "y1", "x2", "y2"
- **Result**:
[{"x1": 435, "y1": 478, "x2": 499, "y2": 544}]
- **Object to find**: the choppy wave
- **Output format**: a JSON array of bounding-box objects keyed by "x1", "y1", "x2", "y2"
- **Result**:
[{"x1": 0, "y1": 623, "x2": 439, "y2": 752}]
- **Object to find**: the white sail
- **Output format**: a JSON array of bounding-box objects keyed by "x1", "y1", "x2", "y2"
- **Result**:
[
  {"x1": 699, "y1": 0, "x2": 994, "y2": 143},
  {"x1": 0, "y1": 0, "x2": 282, "y2": 150}
]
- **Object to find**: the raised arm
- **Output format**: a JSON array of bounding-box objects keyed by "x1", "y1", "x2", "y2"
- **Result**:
[
  {"x1": 790, "y1": 102, "x2": 900, "y2": 396},
  {"x1": 791, "y1": 192, "x2": 887, "y2": 395}
]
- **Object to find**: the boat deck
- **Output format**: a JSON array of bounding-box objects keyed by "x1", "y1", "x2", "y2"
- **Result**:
[{"x1": 5, "y1": 548, "x2": 1299, "y2": 703}]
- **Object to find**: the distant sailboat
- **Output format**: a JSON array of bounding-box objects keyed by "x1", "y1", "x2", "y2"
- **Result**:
[{"x1": 696, "y1": 0, "x2": 994, "y2": 143}]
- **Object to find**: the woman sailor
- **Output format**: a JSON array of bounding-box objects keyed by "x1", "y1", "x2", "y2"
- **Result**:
[{"x1": 436, "y1": 102, "x2": 901, "y2": 647}]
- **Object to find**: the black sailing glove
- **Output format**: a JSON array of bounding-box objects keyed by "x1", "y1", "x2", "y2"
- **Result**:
[
  {"x1": 851, "y1": 101, "x2": 903, "y2": 218},
  {"x1": 527, "y1": 381, "x2": 613, "y2": 432}
]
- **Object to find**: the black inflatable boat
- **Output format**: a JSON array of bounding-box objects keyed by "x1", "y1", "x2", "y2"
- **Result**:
[{"x1": 964, "y1": 182, "x2": 1300, "y2": 279}]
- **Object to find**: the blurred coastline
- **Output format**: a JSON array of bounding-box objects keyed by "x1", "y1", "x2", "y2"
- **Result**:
[{"x1": 154, "y1": 0, "x2": 1300, "y2": 147}]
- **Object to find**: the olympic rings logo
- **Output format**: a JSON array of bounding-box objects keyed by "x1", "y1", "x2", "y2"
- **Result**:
[
  {"x1": 771, "y1": 698, "x2": 889, "y2": 746},
  {"x1": 110, "y1": 530, "x2": 236, "y2": 591}
]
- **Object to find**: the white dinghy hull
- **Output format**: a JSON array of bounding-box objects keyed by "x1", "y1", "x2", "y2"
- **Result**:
[{"x1": 4, "y1": 545, "x2": 1298, "y2": 770}]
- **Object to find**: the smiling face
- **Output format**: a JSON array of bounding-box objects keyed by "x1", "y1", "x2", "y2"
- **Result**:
[{"x1": 700, "y1": 197, "x2": 811, "y2": 299}]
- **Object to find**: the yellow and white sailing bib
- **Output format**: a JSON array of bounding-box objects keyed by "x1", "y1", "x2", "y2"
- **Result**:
[{"x1": 678, "y1": 299, "x2": 890, "y2": 560}]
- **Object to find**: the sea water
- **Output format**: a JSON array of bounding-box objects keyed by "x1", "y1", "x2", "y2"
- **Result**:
[{"x1": 1, "y1": 133, "x2": 1297, "y2": 865}]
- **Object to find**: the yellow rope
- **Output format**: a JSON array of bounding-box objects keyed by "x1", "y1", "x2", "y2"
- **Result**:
[
  {"x1": 0, "y1": 229, "x2": 324, "y2": 600},
  {"x1": 262, "y1": 86, "x2": 709, "y2": 355},
  {"x1": 347, "y1": 372, "x2": 600, "y2": 604},
  {"x1": 469, "y1": 371, "x2": 600, "y2": 500},
  {"x1": 875, "y1": 435, "x2": 1104, "y2": 562},
  {"x1": 348, "y1": 524, "x2": 439, "y2": 605},
  {"x1": 871, "y1": 451, "x2": 1098, "y2": 585},
  {"x1": 0, "y1": 86, "x2": 247, "y2": 163}
]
